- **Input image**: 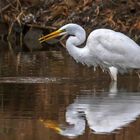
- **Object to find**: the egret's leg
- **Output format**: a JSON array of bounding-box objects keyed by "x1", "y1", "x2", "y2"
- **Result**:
[
  {"x1": 136, "y1": 71, "x2": 140, "y2": 79},
  {"x1": 109, "y1": 67, "x2": 118, "y2": 81},
  {"x1": 109, "y1": 81, "x2": 117, "y2": 97}
]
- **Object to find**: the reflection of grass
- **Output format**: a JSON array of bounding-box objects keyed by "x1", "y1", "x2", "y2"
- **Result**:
[{"x1": 39, "y1": 119, "x2": 62, "y2": 133}]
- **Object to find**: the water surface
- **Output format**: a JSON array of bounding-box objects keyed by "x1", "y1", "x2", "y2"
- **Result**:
[{"x1": 0, "y1": 49, "x2": 140, "y2": 140}]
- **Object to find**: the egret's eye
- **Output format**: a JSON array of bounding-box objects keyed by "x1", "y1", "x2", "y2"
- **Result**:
[{"x1": 62, "y1": 29, "x2": 66, "y2": 32}]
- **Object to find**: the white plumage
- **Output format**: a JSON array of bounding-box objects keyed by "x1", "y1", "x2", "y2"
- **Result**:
[{"x1": 39, "y1": 23, "x2": 140, "y2": 81}]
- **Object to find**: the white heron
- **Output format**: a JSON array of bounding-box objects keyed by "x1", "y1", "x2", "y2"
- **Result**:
[{"x1": 39, "y1": 23, "x2": 140, "y2": 81}]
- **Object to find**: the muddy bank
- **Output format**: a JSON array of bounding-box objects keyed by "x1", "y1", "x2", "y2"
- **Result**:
[{"x1": 0, "y1": 0, "x2": 140, "y2": 51}]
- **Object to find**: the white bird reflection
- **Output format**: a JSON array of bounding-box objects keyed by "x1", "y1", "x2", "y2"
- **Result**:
[{"x1": 42, "y1": 82, "x2": 140, "y2": 137}]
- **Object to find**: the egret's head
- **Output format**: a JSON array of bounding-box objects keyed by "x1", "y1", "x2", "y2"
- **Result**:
[
  {"x1": 39, "y1": 23, "x2": 84, "y2": 43},
  {"x1": 60, "y1": 23, "x2": 84, "y2": 35}
]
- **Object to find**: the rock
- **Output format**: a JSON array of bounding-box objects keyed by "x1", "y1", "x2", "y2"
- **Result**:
[{"x1": 24, "y1": 28, "x2": 43, "y2": 50}]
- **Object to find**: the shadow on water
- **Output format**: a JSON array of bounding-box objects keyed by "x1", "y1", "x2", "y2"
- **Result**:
[{"x1": 0, "y1": 48, "x2": 140, "y2": 140}]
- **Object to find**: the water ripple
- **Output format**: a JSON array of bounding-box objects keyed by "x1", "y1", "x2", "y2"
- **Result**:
[{"x1": 0, "y1": 77, "x2": 60, "y2": 83}]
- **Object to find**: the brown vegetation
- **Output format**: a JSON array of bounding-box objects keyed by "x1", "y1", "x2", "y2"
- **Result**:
[{"x1": 0, "y1": 0, "x2": 140, "y2": 50}]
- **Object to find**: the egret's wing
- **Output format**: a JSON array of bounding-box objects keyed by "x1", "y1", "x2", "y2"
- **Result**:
[{"x1": 86, "y1": 29, "x2": 140, "y2": 71}]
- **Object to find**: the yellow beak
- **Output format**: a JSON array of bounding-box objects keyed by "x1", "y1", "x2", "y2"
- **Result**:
[
  {"x1": 39, "y1": 119, "x2": 62, "y2": 133},
  {"x1": 39, "y1": 29, "x2": 63, "y2": 43}
]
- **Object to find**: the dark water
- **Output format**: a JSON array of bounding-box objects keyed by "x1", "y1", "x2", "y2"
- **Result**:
[{"x1": 0, "y1": 49, "x2": 140, "y2": 140}]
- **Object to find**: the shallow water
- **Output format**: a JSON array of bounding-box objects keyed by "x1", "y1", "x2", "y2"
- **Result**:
[{"x1": 0, "y1": 49, "x2": 140, "y2": 140}]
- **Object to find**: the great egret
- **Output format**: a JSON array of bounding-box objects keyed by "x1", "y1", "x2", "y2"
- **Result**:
[{"x1": 39, "y1": 23, "x2": 140, "y2": 81}]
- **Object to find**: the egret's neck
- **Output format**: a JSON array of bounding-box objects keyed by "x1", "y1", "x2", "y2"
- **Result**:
[
  {"x1": 60, "y1": 106, "x2": 85, "y2": 137},
  {"x1": 66, "y1": 32, "x2": 89, "y2": 64}
]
